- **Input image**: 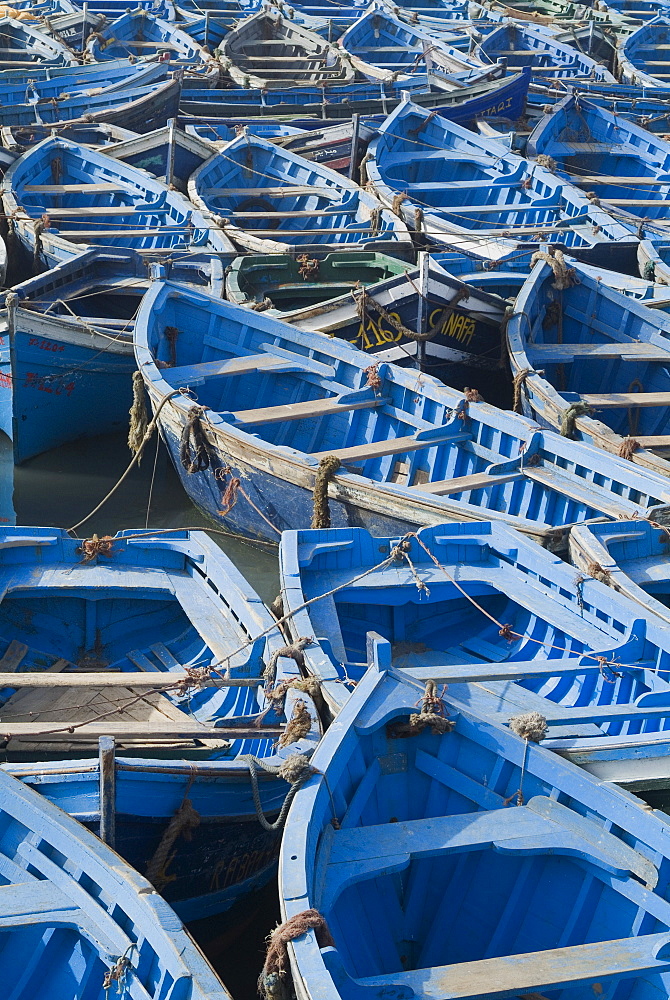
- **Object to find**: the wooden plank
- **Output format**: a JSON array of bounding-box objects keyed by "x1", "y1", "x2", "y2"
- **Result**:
[
  {"x1": 400, "y1": 659, "x2": 650, "y2": 684},
  {"x1": 229, "y1": 208, "x2": 345, "y2": 218},
  {"x1": 38, "y1": 206, "x2": 164, "y2": 218},
  {"x1": 165, "y1": 353, "x2": 313, "y2": 385},
  {"x1": 233, "y1": 394, "x2": 387, "y2": 426},
  {"x1": 0, "y1": 672, "x2": 264, "y2": 687},
  {"x1": 527, "y1": 343, "x2": 670, "y2": 362},
  {"x1": 206, "y1": 185, "x2": 338, "y2": 199},
  {"x1": 23, "y1": 183, "x2": 124, "y2": 192},
  {"x1": 358, "y1": 933, "x2": 670, "y2": 999},
  {"x1": 0, "y1": 641, "x2": 28, "y2": 674},
  {"x1": 311, "y1": 432, "x2": 470, "y2": 463},
  {"x1": 632, "y1": 435, "x2": 670, "y2": 448},
  {"x1": 43, "y1": 228, "x2": 187, "y2": 240},
  {"x1": 0, "y1": 721, "x2": 284, "y2": 740},
  {"x1": 572, "y1": 176, "x2": 670, "y2": 185},
  {"x1": 581, "y1": 391, "x2": 670, "y2": 408},
  {"x1": 602, "y1": 198, "x2": 670, "y2": 206},
  {"x1": 408, "y1": 471, "x2": 523, "y2": 495}
]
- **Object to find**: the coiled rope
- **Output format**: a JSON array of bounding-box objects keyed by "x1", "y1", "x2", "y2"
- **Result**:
[{"x1": 258, "y1": 909, "x2": 334, "y2": 1000}]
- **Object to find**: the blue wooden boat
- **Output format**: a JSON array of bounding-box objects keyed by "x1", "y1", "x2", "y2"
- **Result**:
[
  {"x1": 0, "y1": 15, "x2": 77, "y2": 68},
  {"x1": 338, "y1": 6, "x2": 505, "y2": 86},
  {"x1": 278, "y1": 661, "x2": 670, "y2": 1000},
  {"x1": 0, "y1": 53, "x2": 165, "y2": 88},
  {"x1": 1, "y1": 135, "x2": 233, "y2": 267},
  {"x1": 184, "y1": 120, "x2": 307, "y2": 149},
  {"x1": 40, "y1": 7, "x2": 110, "y2": 54},
  {"x1": 570, "y1": 518, "x2": 670, "y2": 630},
  {"x1": 0, "y1": 766, "x2": 230, "y2": 999},
  {"x1": 85, "y1": 9, "x2": 220, "y2": 86},
  {"x1": 226, "y1": 252, "x2": 513, "y2": 397},
  {"x1": 507, "y1": 253, "x2": 670, "y2": 479},
  {"x1": 278, "y1": 519, "x2": 670, "y2": 785},
  {"x1": 220, "y1": 9, "x2": 355, "y2": 89},
  {"x1": 189, "y1": 132, "x2": 412, "y2": 254},
  {"x1": 0, "y1": 246, "x2": 225, "y2": 464},
  {"x1": 527, "y1": 93, "x2": 670, "y2": 232},
  {"x1": 618, "y1": 13, "x2": 670, "y2": 84},
  {"x1": 178, "y1": 66, "x2": 531, "y2": 125},
  {"x1": 476, "y1": 19, "x2": 617, "y2": 82},
  {"x1": 105, "y1": 120, "x2": 218, "y2": 191},
  {"x1": 366, "y1": 96, "x2": 639, "y2": 267},
  {"x1": 1, "y1": 121, "x2": 136, "y2": 153},
  {"x1": 527, "y1": 78, "x2": 670, "y2": 131},
  {"x1": 84, "y1": 0, "x2": 178, "y2": 20},
  {"x1": 134, "y1": 279, "x2": 670, "y2": 548},
  {"x1": 0, "y1": 526, "x2": 320, "y2": 920},
  {"x1": 0, "y1": 75, "x2": 181, "y2": 134}
]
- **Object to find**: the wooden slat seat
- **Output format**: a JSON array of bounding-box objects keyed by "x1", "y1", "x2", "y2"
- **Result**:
[
  {"x1": 0, "y1": 721, "x2": 283, "y2": 740},
  {"x1": 0, "y1": 880, "x2": 81, "y2": 927},
  {"x1": 527, "y1": 343, "x2": 670, "y2": 362},
  {"x1": 524, "y1": 466, "x2": 642, "y2": 514},
  {"x1": 232, "y1": 393, "x2": 388, "y2": 426},
  {"x1": 0, "y1": 641, "x2": 28, "y2": 673},
  {"x1": 0, "y1": 671, "x2": 263, "y2": 687},
  {"x1": 206, "y1": 185, "x2": 339, "y2": 199},
  {"x1": 409, "y1": 470, "x2": 523, "y2": 495},
  {"x1": 570, "y1": 176, "x2": 670, "y2": 185},
  {"x1": 37, "y1": 206, "x2": 167, "y2": 218},
  {"x1": 581, "y1": 391, "x2": 670, "y2": 408},
  {"x1": 160, "y1": 354, "x2": 299, "y2": 385},
  {"x1": 311, "y1": 431, "x2": 471, "y2": 463},
  {"x1": 23, "y1": 182, "x2": 125, "y2": 193},
  {"x1": 632, "y1": 435, "x2": 670, "y2": 449},
  {"x1": 46, "y1": 228, "x2": 187, "y2": 240},
  {"x1": 354, "y1": 934, "x2": 670, "y2": 1000}
]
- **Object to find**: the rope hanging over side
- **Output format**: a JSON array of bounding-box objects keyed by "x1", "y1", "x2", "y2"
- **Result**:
[
  {"x1": 311, "y1": 455, "x2": 341, "y2": 529},
  {"x1": 535, "y1": 153, "x2": 556, "y2": 172},
  {"x1": 128, "y1": 371, "x2": 148, "y2": 460},
  {"x1": 179, "y1": 405, "x2": 211, "y2": 474},
  {"x1": 512, "y1": 368, "x2": 531, "y2": 414},
  {"x1": 530, "y1": 249, "x2": 576, "y2": 290},
  {"x1": 278, "y1": 698, "x2": 312, "y2": 748},
  {"x1": 145, "y1": 798, "x2": 201, "y2": 891},
  {"x1": 243, "y1": 752, "x2": 315, "y2": 834},
  {"x1": 263, "y1": 637, "x2": 313, "y2": 687},
  {"x1": 560, "y1": 401, "x2": 594, "y2": 438},
  {"x1": 258, "y1": 910, "x2": 334, "y2": 1000},
  {"x1": 587, "y1": 561, "x2": 612, "y2": 584}
]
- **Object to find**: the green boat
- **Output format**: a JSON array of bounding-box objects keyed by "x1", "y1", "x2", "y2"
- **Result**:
[{"x1": 225, "y1": 251, "x2": 410, "y2": 311}]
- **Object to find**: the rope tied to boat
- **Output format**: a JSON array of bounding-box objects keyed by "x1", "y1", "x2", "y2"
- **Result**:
[
  {"x1": 32, "y1": 213, "x2": 50, "y2": 270},
  {"x1": 103, "y1": 944, "x2": 135, "y2": 999},
  {"x1": 530, "y1": 249, "x2": 576, "y2": 290},
  {"x1": 391, "y1": 192, "x2": 407, "y2": 218},
  {"x1": 297, "y1": 254, "x2": 319, "y2": 280},
  {"x1": 359, "y1": 150, "x2": 372, "y2": 186},
  {"x1": 464, "y1": 387, "x2": 483, "y2": 403},
  {"x1": 596, "y1": 654, "x2": 622, "y2": 684},
  {"x1": 278, "y1": 698, "x2": 312, "y2": 748},
  {"x1": 560, "y1": 401, "x2": 594, "y2": 438},
  {"x1": 368, "y1": 206, "x2": 381, "y2": 236},
  {"x1": 263, "y1": 637, "x2": 314, "y2": 687},
  {"x1": 311, "y1": 455, "x2": 341, "y2": 529},
  {"x1": 414, "y1": 207, "x2": 424, "y2": 234},
  {"x1": 145, "y1": 798, "x2": 201, "y2": 892},
  {"x1": 618, "y1": 437, "x2": 641, "y2": 460},
  {"x1": 244, "y1": 752, "x2": 315, "y2": 834},
  {"x1": 128, "y1": 371, "x2": 148, "y2": 461},
  {"x1": 259, "y1": 910, "x2": 334, "y2": 1000},
  {"x1": 587, "y1": 561, "x2": 612, "y2": 584},
  {"x1": 266, "y1": 676, "x2": 325, "y2": 720},
  {"x1": 179, "y1": 405, "x2": 211, "y2": 474},
  {"x1": 77, "y1": 534, "x2": 114, "y2": 563},
  {"x1": 509, "y1": 711, "x2": 547, "y2": 743},
  {"x1": 535, "y1": 153, "x2": 556, "y2": 172},
  {"x1": 512, "y1": 367, "x2": 531, "y2": 414},
  {"x1": 389, "y1": 680, "x2": 454, "y2": 737}
]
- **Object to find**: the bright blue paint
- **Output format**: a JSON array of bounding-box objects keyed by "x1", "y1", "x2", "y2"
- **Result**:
[{"x1": 0, "y1": 527, "x2": 319, "y2": 917}]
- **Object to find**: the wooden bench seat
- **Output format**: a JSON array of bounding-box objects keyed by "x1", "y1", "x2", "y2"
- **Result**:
[
  {"x1": 207, "y1": 185, "x2": 339, "y2": 199},
  {"x1": 409, "y1": 470, "x2": 523, "y2": 495},
  {"x1": 311, "y1": 431, "x2": 470, "y2": 463},
  {"x1": 232, "y1": 392, "x2": 388, "y2": 426},
  {"x1": 163, "y1": 353, "x2": 308, "y2": 385},
  {"x1": 38, "y1": 206, "x2": 166, "y2": 218},
  {"x1": 527, "y1": 343, "x2": 670, "y2": 363},
  {"x1": 581, "y1": 391, "x2": 670, "y2": 408},
  {"x1": 24, "y1": 182, "x2": 124, "y2": 193},
  {"x1": 354, "y1": 934, "x2": 670, "y2": 1000},
  {"x1": 632, "y1": 435, "x2": 670, "y2": 449}
]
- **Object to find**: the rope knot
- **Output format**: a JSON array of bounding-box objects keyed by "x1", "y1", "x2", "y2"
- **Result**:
[
  {"x1": 560, "y1": 401, "x2": 594, "y2": 438},
  {"x1": 278, "y1": 698, "x2": 312, "y2": 748},
  {"x1": 463, "y1": 387, "x2": 483, "y2": 403},
  {"x1": 512, "y1": 368, "x2": 531, "y2": 413},
  {"x1": 296, "y1": 254, "x2": 319, "y2": 280},
  {"x1": 263, "y1": 638, "x2": 314, "y2": 687},
  {"x1": 498, "y1": 623, "x2": 518, "y2": 640},
  {"x1": 509, "y1": 711, "x2": 547, "y2": 743},
  {"x1": 78, "y1": 534, "x2": 114, "y2": 563},
  {"x1": 618, "y1": 437, "x2": 640, "y2": 460},
  {"x1": 587, "y1": 561, "x2": 612, "y2": 584},
  {"x1": 535, "y1": 153, "x2": 556, "y2": 172},
  {"x1": 364, "y1": 364, "x2": 382, "y2": 391},
  {"x1": 259, "y1": 911, "x2": 334, "y2": 1000},
  {"x1": 531, "y1": 249, "x2": 576, "y2": 290},
  {"x1": 277, "y1": 752, "x2": 314, "y2": 784}
]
